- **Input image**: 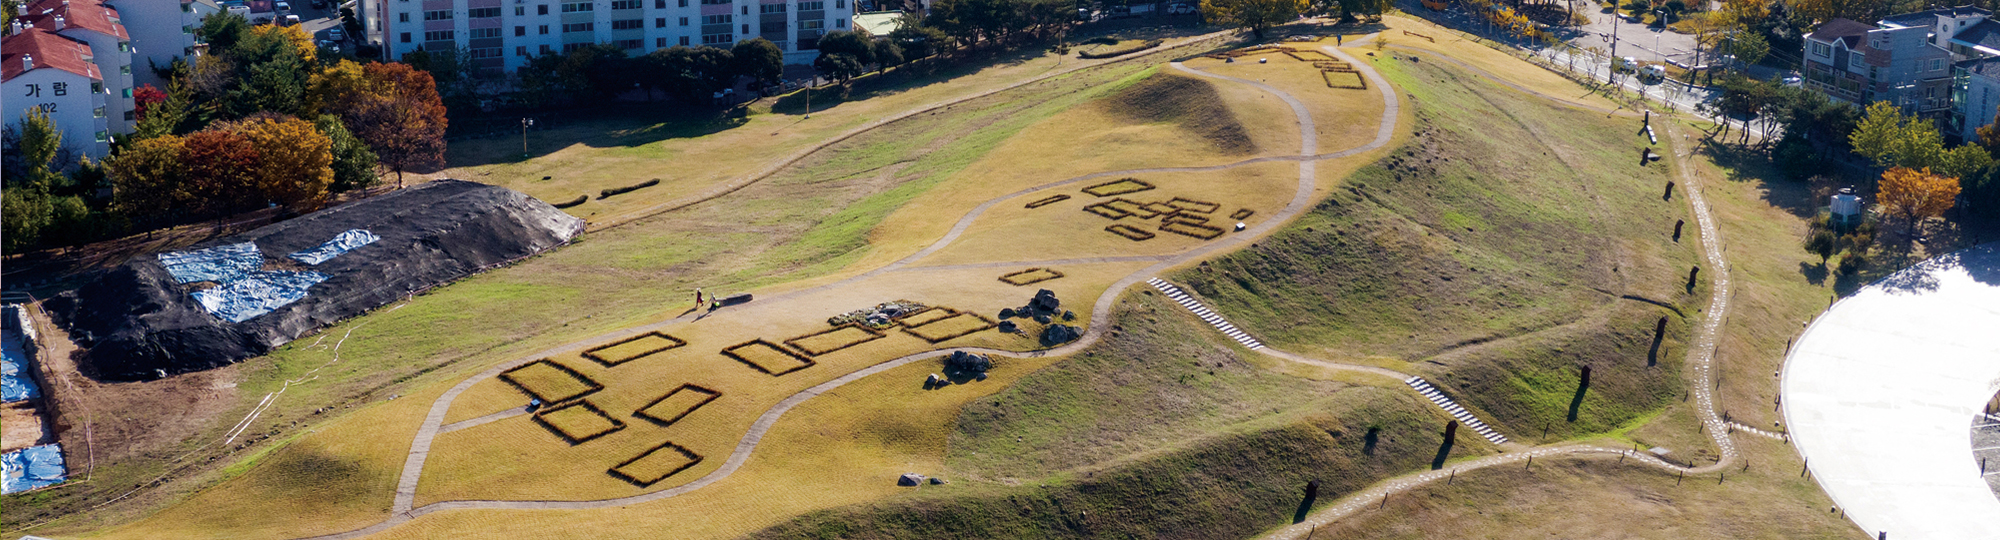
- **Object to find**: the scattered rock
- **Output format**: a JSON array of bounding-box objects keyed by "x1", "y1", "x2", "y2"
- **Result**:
[
  {"x1": 997, "y1": 320, "x2": 1018, "y2": 333},
  {"x1": 1032, "y1": 289, "x2": 1061, "y2": 312},
  {"x1": 999, "y1": 307, "x2": 1016, "y2": 318},
  {"x1": 1041, "y1": 324, "x2": 1081, "y2": 346},
  {"x1": 926, "y1": 373, "x2": 942, "y2": 385},
  {"x1": 929, "y1": 477, "x2": 946, "y2": 485},
  {"x1": 1062, "y1": 310, "x2": 1076, "y2": 321},
  {"x1": 1034, "y1": 314, "x2": 1052, "y2": 324},
  {"x1": 947, "y1": 350, "x2": 993, "y2": 373},
  {"x1": 898, "y1": 473, "x2": 926, "y2": 486}
]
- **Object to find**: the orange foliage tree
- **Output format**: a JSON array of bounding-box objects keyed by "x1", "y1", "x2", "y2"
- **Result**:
[
  {"x1": 343, "y1": 62, "x2": 448, "y2": 186},
  {"x1": 1876, "y1": 166, "x2": 1961, "y2": 234},
  {"x1": 181, "y1": 129, "x2": 266, "y2": 214},
  {"x1": 236, "y1": 116, "x2": 334, "y2": 208}
]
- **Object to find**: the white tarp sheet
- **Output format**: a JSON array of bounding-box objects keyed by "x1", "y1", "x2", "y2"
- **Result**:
[
  {"x1": 157, "y1": 242, "x2": 265, "y2": 284},
  {"x1": 1, "y1": 444, "x2": 65, "y2": 494},
  {"x1": 288, "y1": 229, "x2": 379, "y2": 265},
  {"x1": 192, "y1": 271, "x2": 331, "y2": 323}
]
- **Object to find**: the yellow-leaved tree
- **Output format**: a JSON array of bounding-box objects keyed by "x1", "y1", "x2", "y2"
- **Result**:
[
  {"x1": 236, "y1": 116, "x2": 334, "y2": 209},
  {"x1": 1877, "y1": 166, "x2": 1960, "y2": 235}
]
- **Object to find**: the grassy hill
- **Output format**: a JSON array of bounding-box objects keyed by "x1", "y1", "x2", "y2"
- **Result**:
[{"x1": 1173, "y1": 54, "x2": 1701, "y2": 442}]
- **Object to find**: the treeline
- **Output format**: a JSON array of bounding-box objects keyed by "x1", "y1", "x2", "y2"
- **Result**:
[{"x1": 1, "y1": 14, "x2": 446, "y2": 252}]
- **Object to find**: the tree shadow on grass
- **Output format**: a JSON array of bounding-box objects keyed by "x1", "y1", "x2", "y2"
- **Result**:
[
  {"x1": 1697, "y1": 143, "x2": 1838, "y2": 219},
  {"x1": 443, "y1": 103, "x2": 752, "y2": 169},
  {"x1": 1293, "y1": 480, "x2": 1319, "y2": 523},
  {"x1": 1798, "y1": 261, "x2": 1828, "y2": 286}
]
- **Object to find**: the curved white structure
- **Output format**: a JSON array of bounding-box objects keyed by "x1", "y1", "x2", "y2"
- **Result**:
[{"x1": 1784, "y1": 243, "x2": 2000, "y2": 540}]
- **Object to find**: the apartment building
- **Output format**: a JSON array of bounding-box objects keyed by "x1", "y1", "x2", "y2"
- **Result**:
[
  {"x1": 107, "y1": 0, "x2": 224, "y2": 88},
  {"x1": 3, "y1": 27, "x2": 114, "y2": 159},
  {"x1": 373, "y1": 0, "x2": 854, "y2": 73},
  {"x1": 15, "y1": 0, "x2": 138, "y2": 132}
]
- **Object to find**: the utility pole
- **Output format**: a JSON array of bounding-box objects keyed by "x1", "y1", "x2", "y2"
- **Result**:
[{"x1": 1609, "y1": 11, "x2": 1620, "y2": 84}]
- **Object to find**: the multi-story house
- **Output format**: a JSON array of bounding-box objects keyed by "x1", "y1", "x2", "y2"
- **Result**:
[
  {"x1": 3, "y1": 26, "x2": 114, "y2": 159},
  {"x1": 107, "y1": 0, "x2": 224, "y2": 88},
  {"x1": 17, "y1": 0, "x2": 137, "y2": 132},
  {"x1": 1802, "y1": 10, "x2": 1963, "y2": 118},
  {"x1": 371, "y1": 0, "x2": 854, "y2": 73}
]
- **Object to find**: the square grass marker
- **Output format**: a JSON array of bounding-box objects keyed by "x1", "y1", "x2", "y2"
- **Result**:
[
  {"x1": 1106, "y1": 224, "x2": 1156, "y2": 241},
  {"x1": 999, "y1": 268, "x2": 1064, "y2": 286},
  {"x1": 634, "y1": 384, "x2": 722, "y2": 427},
  {"x1": 783, "y1": 324, "x2": 886, "y2": 356},
  {"x1": 902, "y1": 312, "x2": 998, "y2": 343},
  {"x1": 896, "y1": 308, "x2": 956, "y2": 327},
  {"x1": 583, "y1": 331, "x2": 688, "y2": 367},
  {"x1": 499, "y1": 360, "x2": 603, "y2": 403},
  {"x1": 532, "y1": 399, "x2": 626, "y2": 444},
  {"x1": 608, "y1": 442, "x2": 704, "y2": 487},
  {"x1": 1082, "y1": 178, "x2": 1156, "y2": 197},
  {"x1": 721, "y1": 340, "x2": 817, "y2": 376}
]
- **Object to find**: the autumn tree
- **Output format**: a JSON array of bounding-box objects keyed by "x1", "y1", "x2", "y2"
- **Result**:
[
  {"x1": 1202, "y1": 0, "x2": 1307, "y2": 39},
  {"x1": 107, "y1": 134, "x2": 191, "y2": 224},
  {"x1": 346, "y1": 63, "x2": 447, "y2": 185},
  {"x1": 133, "y1": 84, "x2": 168, "y2": 121},
  {"x1": 238, "y1": 116, "x2": 334, "y2": 208},
  {"x1": 1877, "y1": 167, "x2": 1961, "y2": 235},
  {"x1": 180, "y1": 128, "x2": 264, "y2": 215}
]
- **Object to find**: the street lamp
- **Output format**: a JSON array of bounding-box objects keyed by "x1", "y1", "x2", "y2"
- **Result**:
[{"x1": 521, "y1": 117, "x2": 534, "y2": 158}]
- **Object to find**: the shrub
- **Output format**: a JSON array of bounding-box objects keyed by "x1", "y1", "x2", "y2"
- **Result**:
[
  {"x1": 552, "y1": 194, "x2": 589, "y2": 209},
  {"x1": 1079, "y1": 40, "x2": 1163, "y2": 60},
  {"x1": 598, "y1": 178, "x2": 662, "y2": 199}
]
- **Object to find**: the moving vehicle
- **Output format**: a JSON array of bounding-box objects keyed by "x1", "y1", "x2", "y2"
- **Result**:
[{"x1": 1616, "y1": 56, "x2": 1639, "y2": 72}]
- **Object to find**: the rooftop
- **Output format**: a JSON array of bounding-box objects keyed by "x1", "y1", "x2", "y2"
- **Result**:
[
  {"x1": 1881, "y1": 5, "x2": 1992, "y2": 27},
  {"x1": 17, "y1": 0, "x2": 129, "y2": 41},
  {"x1": 1, "y1": 26, "x2": 105, "y2": 83},
  {"x1": 1808, "y1": 18, "x2": 1875, "y2": 48}
]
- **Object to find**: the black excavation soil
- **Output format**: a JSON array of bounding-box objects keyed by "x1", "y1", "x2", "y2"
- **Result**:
[{"x1": 45, "y1": 180, "x2": 586, "y2": 381}]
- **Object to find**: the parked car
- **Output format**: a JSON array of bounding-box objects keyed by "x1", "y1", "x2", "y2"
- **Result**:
[
  {"x1": 310, "y1": 0, "x2": 328, "y2": 8},
  {"x1": 275, "y1": 1, "x2": 292, "y2": 12},
  {"x1": 1641, "y1": 64, "x2": 1667, "y2": 81},
  {"x1": 1782, "y1": 75, "x2": 1802, "y2": 87},
  {"x1": 1166, "y1": 3, "x2": 1195, "y2": 15},
  {"x1": 283, "y1": 13, "x2": 301, "y2": 25},
  {"x1": 1615, "y1": 56, "x2": 1639, "y2": 72},
  {"x1": 327, "y1": 27, "x2": 345, "y2": 41}
]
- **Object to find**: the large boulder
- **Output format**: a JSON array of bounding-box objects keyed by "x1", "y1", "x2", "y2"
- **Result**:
[
  {"x1": 898, "y1": 473, "x2": 926, "y2": 486},
  {"x1": 1041, "y1": 324, "x2": 1081, "y2": 346},
  {"x1": 1031, "y1": 289, "x2": 1061, "y2": 312}
]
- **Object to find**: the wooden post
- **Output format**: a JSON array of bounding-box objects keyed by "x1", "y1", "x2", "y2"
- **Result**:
[
  {"x1": 1801, "y1": 459, "x2": 1809, "y2": 478},
  {"x1": 1673, "y1": 219, "x2": 1684, "y2": 241},
  {"x1": 1677, "y1": 470, "x2": 1684, "y2": 485}
]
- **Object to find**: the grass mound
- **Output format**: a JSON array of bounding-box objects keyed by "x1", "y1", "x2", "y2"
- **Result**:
[
  {"x1": 1099, "y1": 72, "x2": 1255, "y2": 155},
  {"x1": 751, "y1": 294, "x2": 1448, "y2": 538},
  {"x1": 1172, "y1": 56, "x2": 1698, "y2": 441}
]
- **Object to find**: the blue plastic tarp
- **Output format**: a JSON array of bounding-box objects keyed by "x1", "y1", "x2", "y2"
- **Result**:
[
  {"x1": 1, "y1": 444, "x2": 65, "y2": 494},
  {"x1": 289, "y1": 229, "x2": 379, "y2": 265},
  {"x1": 1, "y1": 322, "x2": 38, "y2": 402},
  {"x1": 158, "y1": 242, "x2": 265, "y2": 284},
  {"x1": 192, "y1": 270, "x2": 331, "y2": 323}
]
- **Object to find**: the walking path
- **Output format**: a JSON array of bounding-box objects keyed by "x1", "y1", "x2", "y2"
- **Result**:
[
  {"x1": 303, "y1": 34, "x2": 1757, "y2": 540},
  {"x1": 1405, "y1": 376, "x2": 1509, "y2": 445},
  {"x1": 1148, "y1": 278, "x2": 1267, "y2": 350}
]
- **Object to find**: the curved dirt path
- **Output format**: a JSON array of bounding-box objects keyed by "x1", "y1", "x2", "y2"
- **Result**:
[{"x1": 298, "y1": 34, "x2": 1402, "y2": 540}]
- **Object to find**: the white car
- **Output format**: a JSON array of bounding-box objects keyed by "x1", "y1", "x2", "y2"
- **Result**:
[
  {"x1": 276, "y1": 1, "x2": 292, "y2": 12},
  {"x1": 1616, "y1": 56, "x2": 1640, "y2": 72},
  {"x1": 1166, "y1": 3, "x2": 1195, "y2": 15},
  {"x1": 1642, "y1": 64, "x2": 1667, "y2": 81}
]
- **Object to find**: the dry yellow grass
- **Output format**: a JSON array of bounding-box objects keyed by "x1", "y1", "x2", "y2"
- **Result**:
[
  {"x1": 608, "y1": 442, "x2": 703, "y2": 486},
  {"x1": 723, "y1": 340, "x2": 818, "y2": 375},
  {"x1": 900, "y1": 312, "x2": 998, "y2": 343},
  {"x1": 1370, "y1": 15, "x2": 1626, "y2": 113},
  {"x1": 364, "y1": 350, "x2": 1065, "y2": 540},
  {"x1": 1182, "y1": 48, "x2": 1386, "y2": 155}
]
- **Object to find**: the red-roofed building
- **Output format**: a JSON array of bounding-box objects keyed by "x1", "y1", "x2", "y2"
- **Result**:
[
  {"x1": 18, "y1": 0, "x2": 137, "y2": 132},
  {"x1": 3, "y1": 26, "x2": 113, "y2": 158}
]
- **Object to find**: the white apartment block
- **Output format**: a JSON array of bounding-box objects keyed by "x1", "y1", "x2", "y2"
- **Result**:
[
  {"x1": 3, "y1": 27, "x2": 114, "y2": 159},
  {"x1": 16, "y1": 0, "x2": 137, "y2": 132},
  {"x1": 371, "y1": 0, "x2": 855, "y2": 72},
  {"x1": 107, "y1": 0, "x2": 223, "y2": 88}
]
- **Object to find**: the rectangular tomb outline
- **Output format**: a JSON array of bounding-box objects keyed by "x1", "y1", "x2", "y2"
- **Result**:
[
  {"x1": 583, "y1": 332, "x2": 689, "y2": 367},
  {"x1": 608, "y1": 442, "x2": 704, "y2": 487},
  {"x1": 1026, "y1": 194, "x2": 1071, "y2": 209},
  {"x1": 782, "y1": 324, "x2": 887, "y2": 356},
  {"x1": 633, "y1": 384, "x2": 723, "y2": 427},
  {"x1": 1106, "y1": 224, "x2": 1156, "y2": 241},
  {"x1": 1082, "y1": 178, "x2": 1156, "y2": 197},
  {"x1": 498, "y1": 359, "x2": 604, "y2": 404},
  {"x1": 895, "y1": 307, "x2": 957, "y2": 327},
  {"x1": 720, "y1": 340, "x2": 818, "y2": 376},
  {"x1": 999, "y1": 268, "x2": 1065, "y2": 286},
  {"x1": 902, "y1": 312, "x2": 999, "y2": 343},
  {"x1": 531, "y1": 399, "x2": 627, "y2": 445}
]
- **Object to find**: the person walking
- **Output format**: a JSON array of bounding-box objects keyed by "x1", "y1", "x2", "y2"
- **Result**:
[{"x1": 695, "y1": 288, "x2": 705, "y2": 309}]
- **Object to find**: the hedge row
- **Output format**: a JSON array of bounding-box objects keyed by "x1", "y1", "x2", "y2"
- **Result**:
[
  {"x1": 1079, "y1": 39, "x2": 1164, "y2": 59},
  {"x1": 599, "y1": 178, "x2": 662, "y2": 199},
  {"x1": 552, "y1": 195, "x2": 589, "y2": 209}
]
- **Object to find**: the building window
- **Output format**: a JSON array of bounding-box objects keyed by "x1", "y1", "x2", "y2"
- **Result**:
[
  {"x1": 541, "y1": 44, "x2": 553, "y2": 53},
  {"x1": 470, "y1": 7, "x2": 500, "y2": 17},
  {"x1": 611, "y1": 0, "x2": 641, "y2": 8},
  {"x1": 656, "y1": 0, "x2": 666, "y2": 6},
  {"x1": 119, "y1": 41, "x2": 130, "y2": 52},
  {"x1": 540, "y1": 24, "x2": 550, "y2": 34},
  {"x1": 835, "y1": 18, "x2": 844, "y2": 28},
  {"x1": 703, "y1": 14, "x2": 732, "y2": 24},
  {"x1": 760, "y1": 3, "x2": 784, "y2": 12},
  {"x1": 121, "y1": 65, "x2": 130, "y2": 74},
  {"x1": 125, "y1": 110, "x2": 135, "y2": 121},
  {"x1": 836, "y1": 0, "x2": 843, "y2": 7},
  {"x1": 470, "y1": 27, "x2": 501, "y2": 38},
  {"x1": 742, "y1": 23, "x2": 749, "y2": 33},
  {"x1": 425, "y1": 30, "x2": 456, "y2": 40},
  {"x1": 799, "y1": 1, "x2": 823, "y2": 10},
  {"x1": 425, "y1": 9, "x2": 453, "y2": 20},
  {"x1": 741, "y1": 5, "x2": 748, "y2": 14},
  {"x1": 679, "y1": 0, "x2": 687, "y2": 6},
  {"x1": 702, "y1": 32, "x2": 730, "y2": 44},
  {"x1": 93, "y1": 106, "x2": 105, "y2": 118},
  {"x1": 656, "y1": 17, "x2": 666, "y2": 27},
  {"x1": 1811, "y1": 41, "x2": 1829, "y2": 57},
  {"x1": 657, "y1": 37, "x2": 668, "y2": 46},
  {"x1": 564, "y1": 42, "x2": 588, "y2": 52},
  {"x1": 91, "y1": 82, "x2": 102, "y2": 93},
  {"x1": 1933, "y1": 59, "x2": 1945, "y2": 71},
  {"x1": 680, "y1": 36, "x2": 690, "y2": 45},
  {"x1": 679, "y1": 16, "x2": 688, "y2": 25},
  {"x1": 517, "y1": 6, "x2": 527, "y2": 15},
  {"x1": 399, "y1": 12, "x2": 409, "y2": 21},
  {"x1": 798, "y1": 19, "x2": 822, "y2": 30},
  {"x1": 470, "y1": 47, "x2": 503, "y2": 58},
  {"x1": 612, "y1": 18, "x2": 643, "y2": 29},
  {"x1": 516, "y1": 25, "x2": 527, "y2": 36},
  {"x1": 761, "y1": 20, "x2": 784, "y2": 32},
  {"x1": 401, "y1": 32, "x2": 412, "y2": 42},
  {"x1": 614, "y1": 38, "x2": 642, "y2": 48},
  {"x1": 95, "y1": 131, "x2": 108, "y2": 142},
  {"x1": 561, "y1": 2, "x2": 593, "y2": 11},
  {"x1": 539, "y1": 4, "x2": 550, "y2": 14},
  {"x1": 517, "y1": 45, "x2": 529, "y2": 55},
  {"x1": 562, "y1": 22, "x2": 595, "y2": 32},
  {"x1": 701, "y1": 0, "x2": 728, "y2": 5}
]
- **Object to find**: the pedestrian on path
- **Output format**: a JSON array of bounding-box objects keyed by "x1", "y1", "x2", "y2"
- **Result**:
[
  {"x1": 695, "y1": 288, "x2": 704, "y2": 309},
  {"x1": 1337, "y1": 34, "x2": 1343, "y2": 46}
]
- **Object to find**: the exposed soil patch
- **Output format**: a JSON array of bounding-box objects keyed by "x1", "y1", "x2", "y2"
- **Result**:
[{"x1": 1100, "y1": 72, "x2": 1257, "y2": 155}]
